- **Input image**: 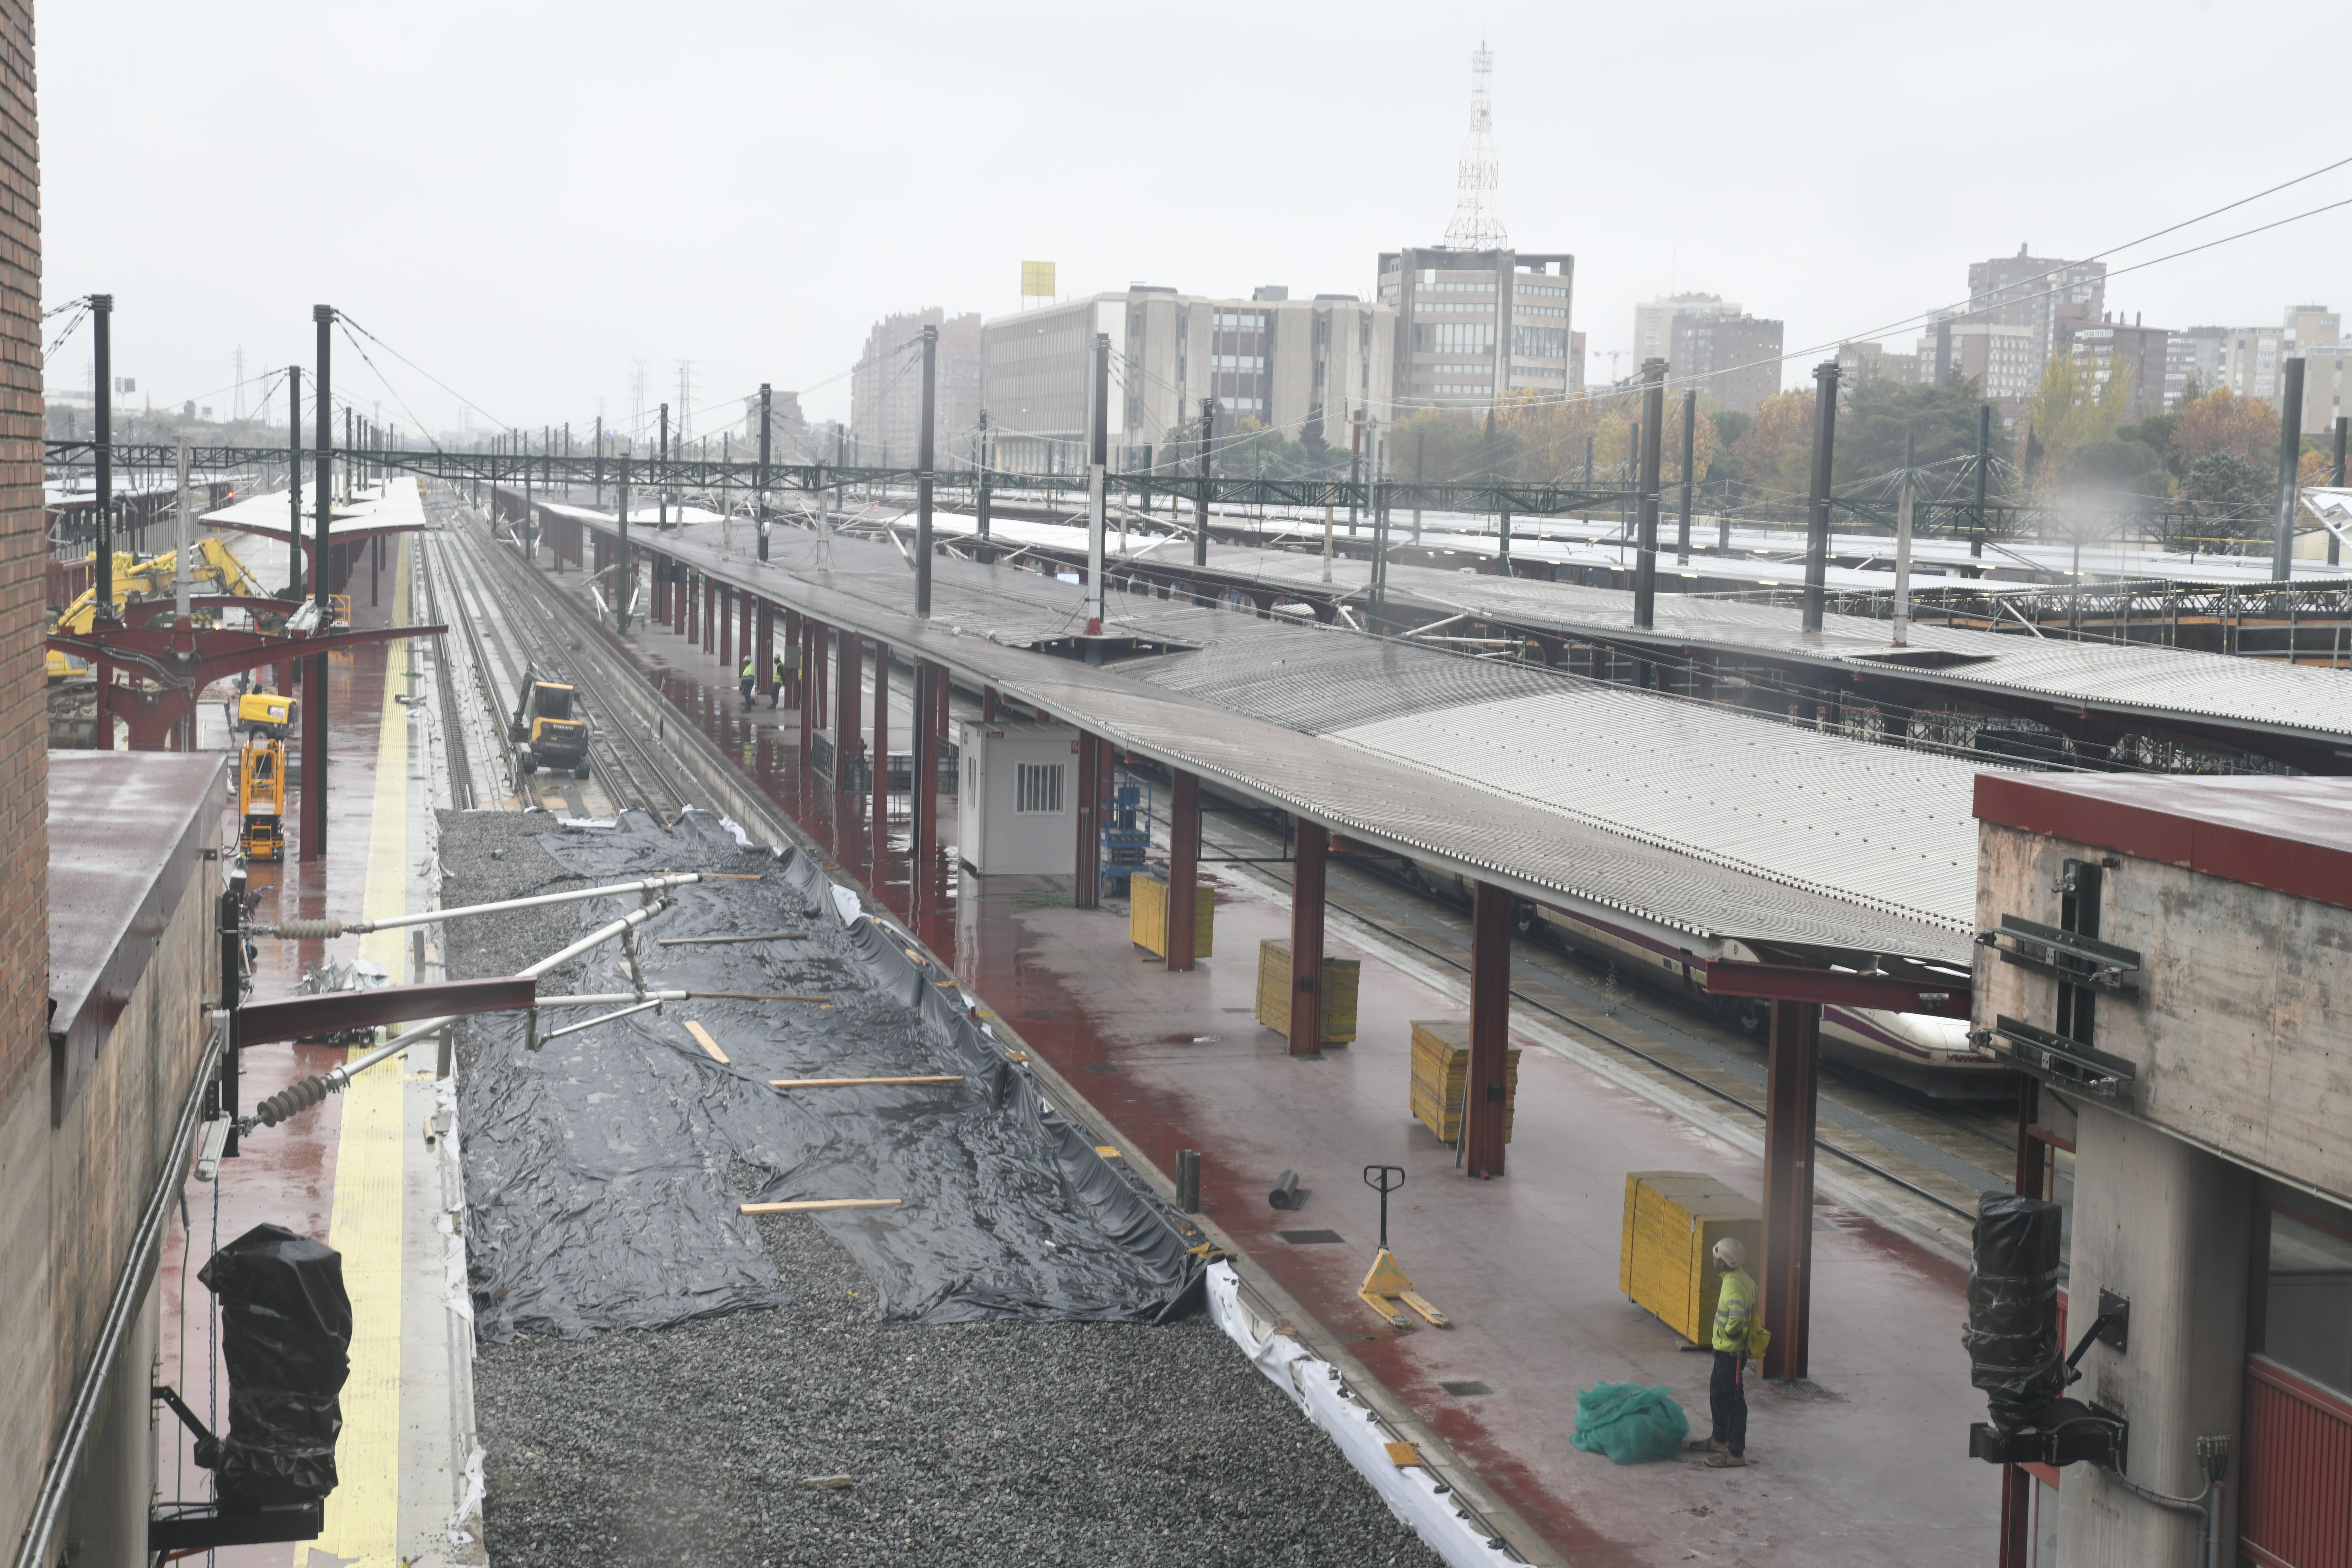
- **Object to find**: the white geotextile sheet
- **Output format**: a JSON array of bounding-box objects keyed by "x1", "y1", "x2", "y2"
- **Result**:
[{"x1": 1204, "y1": 1262, "x2": 1509, "y2": 1568}]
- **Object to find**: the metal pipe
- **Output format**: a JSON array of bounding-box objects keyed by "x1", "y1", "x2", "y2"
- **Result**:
[
  {"x1": 533, "y1": 990, "x2": 689, "y2": 1008},
  {"x1": 1084, "y1": 332, "x2": 1109, "y2": 636},
  {"x1": 11, "y1": 1020, "x2": 224, "y2": 1568},
  {"x1": 537, "y1": 997, "x2": 667, "y2": 1043},
  {"x1": 259, "y1": 873, "x2": 698, "y2": 939},
  {"x1": 248, "y1": 899, "x2": 674, "y2": 1128}
]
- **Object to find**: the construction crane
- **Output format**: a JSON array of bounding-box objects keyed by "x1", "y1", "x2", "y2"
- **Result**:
[{"x1": 508, "y1": 667, "x2": 590, "y2": 779}]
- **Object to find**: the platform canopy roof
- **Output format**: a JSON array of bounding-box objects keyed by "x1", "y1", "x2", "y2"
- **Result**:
[{"x1": 202, "y1": 475, "x2": 426, "y2": 544}]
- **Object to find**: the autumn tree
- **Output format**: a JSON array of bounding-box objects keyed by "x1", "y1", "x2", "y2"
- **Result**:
[
  {"x1": 1733, "y1": 388, "x2": 1817, "y2": 516},
  {"x1": 2167, "y1": 388, "x2": 2276, "y2": 472}
]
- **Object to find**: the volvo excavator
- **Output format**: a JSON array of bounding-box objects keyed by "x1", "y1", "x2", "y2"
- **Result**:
[{"x1": 509, "y1": 667, "x2": 590, "y2": 779}]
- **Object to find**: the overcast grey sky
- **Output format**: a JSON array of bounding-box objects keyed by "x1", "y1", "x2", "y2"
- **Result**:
[{"x1": 38, "y1": 0, "x2": 2352, "y2": 443}]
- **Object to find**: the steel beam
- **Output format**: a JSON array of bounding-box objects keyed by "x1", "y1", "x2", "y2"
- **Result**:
[
  {"x1": 1166, "y1": 770, "x2": 1200, "y2": 972},
  {"x1": 1287, "y1": 820, "x2": 1328, "y2": 1057},
  {"x1": 235, "y1": 977, "x2": 537, "y2": 1046},
  {"x1": 1464, "y1": 880, "x2": 1513, "y2": 1177},
  {"x1": 1703, "y1": 960, "x2": 1968, "y2": 1018},
  {"x1": 872, "y1": 642, "x2": 890, "y2": 866},
  {"x1": 1760, "y1": 998, "x2": 1821, "y2": 1381}
]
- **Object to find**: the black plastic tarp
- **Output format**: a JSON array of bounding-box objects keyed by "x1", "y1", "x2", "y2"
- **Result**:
[
  {"x1": 461, "y1": 810, "x2": 1200, "y2": 1340},
  {"x1": 1961, "y1": 1192, "x2": 2064, "y2": 1435},
  {"x1": 198, "y1": 1223, "x2": 352, "y2": 1507}
]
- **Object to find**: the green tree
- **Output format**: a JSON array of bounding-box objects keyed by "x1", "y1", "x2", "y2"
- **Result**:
[
  {"x1": 1832, "y1": 373, "x2": 2011, "y2": 491},
  {"x1": 2181, "y1": 450, "x2": 2271, "y2": 539}
]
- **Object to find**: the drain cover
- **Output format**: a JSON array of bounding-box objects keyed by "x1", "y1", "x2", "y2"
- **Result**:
[
  {"x1": 1279, "y1": 1229, "x2": 1345, "y2": 1245},
  {"x1": 1083, "y1": 1064, "x2": 1122, "y2": 1074},
  {"x1": 1440, "y1": 1380, "x2": 1492, "y2": 1397}
]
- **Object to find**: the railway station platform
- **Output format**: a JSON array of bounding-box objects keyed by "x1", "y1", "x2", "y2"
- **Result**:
[
  {"x1": 150, "y1": 530, "x2": 482, "y2": 1566},
  {"x1": 520, "y1": 535, "x2": 2002, "y2": 1566}
]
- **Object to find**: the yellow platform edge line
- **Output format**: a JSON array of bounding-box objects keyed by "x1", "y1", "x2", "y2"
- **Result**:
[{"x1": 304, "y1": 531, "x2": 415, "y2": 1566}]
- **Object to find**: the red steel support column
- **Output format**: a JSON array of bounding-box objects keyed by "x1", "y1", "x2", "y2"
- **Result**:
[
  {"x1": 1288, "y1": 820, "x2": 1328, "y2": 1056},
  {"x1": 1760, "y1": 999, "x2": 1821, "y2": 1381},
  {"x1": 1074, "y1": 732, "x2": 1102, "y2": 909},
  {"x1": 1464, "y1": 880, "x2": 1514, "y2": 1176},
  {"x1": 982, "y1": 686, "x2": 999, "y2": 721},
  {"x1": 741, "y1": 592, "x2": 756, "y2": 690},
  {"x1": 932, "y1": 661, "x2": 948, "y2": 739},
  {"x1": 835, "y1": 632, "x2": 861, "y2": 794},
  {"x1": 911, "y1": 663, "x2": 937, "y2": 874},
  {"x1": 370, "y1": 534, "x2": 381, "y2": 605},
  {"x1": 797, "y1": 618, "x2": 819, "y2": 764},
  {"x1": 705, "y1": 577, "x2": 718, "y2": 656},
  {"x1": 783, "y1": 608, "x2": 802, "y2": 706},
  {"x1": 755, "y1": 601, "x2": 773, "y2": 700},
  {"x1": 719, "y1": 585, "x2": 734, "y2": 672},
  {"x1": 1166, "y1": 770, "x2": 1200, "y2": 971},
  {"x1": 656, "y1": 561, "x2": 669, "y2": 624},
  {"x1": 871, "y1": 643, "x2": 891, "y2": 860},
  {"x1": 299, "y1": 647, "x2": 328, "y2": 860}
]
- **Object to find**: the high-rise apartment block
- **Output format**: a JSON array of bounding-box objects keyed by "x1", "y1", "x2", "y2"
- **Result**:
[
  {"x1": 1377, "y1": 247, "x2": 1573, "y2": 409},
  {"x1": 1914, "y1": 318, "x2": 2036, "y2": 404},
  {"x1": 2166, "y1": 327, "x2": 2230, "y2": 408},
  {"x1": 2056, "y1": 315, "x2": 2171, "y2": 420},
  {"x1": 1635, "y1": 294, "x2": 1740, "y2": 371},
  {"x1": 977, "y1": 286, "x2": 1394, "y2": 472},
  {"x1": 851, "y1": 308, "x2": 981, "y2": 464},
  {"x1": 1966, "y1": 247, "x2": 2107, "y2": 380},
  {"x1": 1675, "y1": 316, "x2": 1785, "y2": 414}
]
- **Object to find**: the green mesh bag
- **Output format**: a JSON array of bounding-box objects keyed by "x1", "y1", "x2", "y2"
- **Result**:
[{"x1": 1570, "y1": 1381, "x2": 1692, "y2": 1465}]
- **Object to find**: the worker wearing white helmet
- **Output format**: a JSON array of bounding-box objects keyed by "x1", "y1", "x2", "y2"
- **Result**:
[{"x1": 1688, "y1": 1235, "x2": 1758, "y2": 1468}]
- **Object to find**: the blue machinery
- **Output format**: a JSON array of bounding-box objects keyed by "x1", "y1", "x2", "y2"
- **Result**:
[{"x1": 1101, "y1": 771, "x2": 1154, "y2": 896}]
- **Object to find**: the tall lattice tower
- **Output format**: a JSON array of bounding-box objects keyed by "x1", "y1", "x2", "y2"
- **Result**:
[{"x1": 1443, "y1": 40, "x2": 1506, "y2": 249}]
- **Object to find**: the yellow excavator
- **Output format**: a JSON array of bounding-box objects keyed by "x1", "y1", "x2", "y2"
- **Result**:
[
  {"x1": 47, "y1": 537, "x2": 273, "y2": 678},
  {"x1": 509, "y1": 667, "x2": 591, "y2": 779}
]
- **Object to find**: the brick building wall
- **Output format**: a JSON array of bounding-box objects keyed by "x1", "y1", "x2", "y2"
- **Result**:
[{"x1": 0, "y1": 0, "x2": 44, "y2": 1108}]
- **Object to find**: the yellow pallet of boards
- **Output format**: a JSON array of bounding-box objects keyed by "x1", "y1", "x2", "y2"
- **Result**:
[
  {"x1": 1253, "y1": 939, "x2": 1360, "y2": 1045},
  {"x1": 1129, "y1": 868, "x2": 1214, "y2": 959},
  {"x1": 1618, "y1": 1172, "x2": 1764, "y2": 1347},
  {"x1": 1407, "y1": 1020, "x2": 1519, "y2": 1143}
]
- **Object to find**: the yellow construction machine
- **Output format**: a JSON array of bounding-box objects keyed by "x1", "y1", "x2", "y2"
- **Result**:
[
  {"x1": 509, "y1": 667, "x2": 590, "y2": 779},
  {"x1": 47, "y1": 538, "x2": 273, "y2": 678},
  {"x1": 231, "y1": 691, "x2": 297, "y2": 739},
  {"x1": 237, "y1": 740, "x2": 287, "y2": 861}
]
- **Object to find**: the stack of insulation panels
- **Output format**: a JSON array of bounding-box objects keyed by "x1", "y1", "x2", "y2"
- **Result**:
[
  {"x1": 1128, "y1": 868, "x2": 1215, "y2": 959},
  {"x1": 1407, "y1": 1018, "x2": 1519, "y2": 1144},
  {"x1": 1253, "y1": 939, "x2": 1360, "y2": 1045},
  {"x1": 1618, "y1": 1171, "x2": 1763, "y2": 1346}
]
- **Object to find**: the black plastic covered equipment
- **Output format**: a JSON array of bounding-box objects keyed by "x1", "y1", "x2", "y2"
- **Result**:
[
  {"x1": 196, "y1": 1223, "x2": 352, "y2": 1507},
  {"x1": 1961, "y1": 1192, "x2": 2064, "y2": 1435},
  {"x1": 461, "y1": 811, "x2": 1201, "y2": 1340}
]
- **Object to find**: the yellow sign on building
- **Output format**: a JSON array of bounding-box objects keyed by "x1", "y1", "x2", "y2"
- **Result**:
[{"x1": 1020, "y1": 260, "x2": 1056, "y2": 300}]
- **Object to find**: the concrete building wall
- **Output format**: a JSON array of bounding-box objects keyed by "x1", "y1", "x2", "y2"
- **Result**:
[
  {"x1": 2058, "y1": 319, "x2": 2172, "y2": 420},
  {"x1": 1967, "y1": 248, "x2": 2107, "y2": 380},
  {"x1": 851, "y1": 308, "x2": 981, "y2": 464},
  {"x1": 1678, "y1": 317, "x2": 1784, "y2": 414},
  {"x1": 2060, "y1": 1105, "x2": 2250, "y2": 1565},
  {"x1": 1377, "y1": 247, "x2": 1573, "y2": 411},
  {"x1": 0, "y1": 0, "x2": 47, "y2": 1551}
]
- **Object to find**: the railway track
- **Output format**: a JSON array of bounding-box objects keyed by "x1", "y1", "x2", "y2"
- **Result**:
[{"x1": 420, "y1": 490, "x2": 693, "y2": 820}]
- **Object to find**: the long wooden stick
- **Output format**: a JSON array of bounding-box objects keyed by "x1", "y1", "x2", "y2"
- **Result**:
[
  {"x1": 657, "y1": 932, "x2": 805, "y2": 947},
  {"x1": 768, "y1": 1074, "x2": 962, "y2": 1089},
  {"x1": 738, "y1": 1198, "x2": 902, "y2": 1214},
  {"x1": 691, "y1": 992, "x2": 830, "y2": 1003},
  {"x1": 683, "y1": 1021, "x2": 730, "y2": 1064}
]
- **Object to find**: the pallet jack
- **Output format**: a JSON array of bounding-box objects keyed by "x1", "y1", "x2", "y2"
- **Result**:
[{"x1": 1357, "y1": 1165, "x2": 1451, "y2": 1328}]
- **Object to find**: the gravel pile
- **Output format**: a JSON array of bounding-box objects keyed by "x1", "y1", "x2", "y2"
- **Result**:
[{"x1": 440, "y1": 810, "x2": 1447, "y2": 1568}]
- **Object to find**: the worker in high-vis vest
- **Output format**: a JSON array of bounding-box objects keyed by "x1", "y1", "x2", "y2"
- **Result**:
[
  {"x1": 1689, "y1": 1236, "x2": 1758, "y2": 1467},
  {"x1": 770, "y1": 650, "x2": 789, "y2": 709},
  {"x1": 739, "y1": 658, "x2": 756, "y2": 709}
]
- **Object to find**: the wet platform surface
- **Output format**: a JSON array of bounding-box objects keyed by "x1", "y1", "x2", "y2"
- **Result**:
[{"x1": 532, "y1": 539, "x2": 2001, "y2": 1566}]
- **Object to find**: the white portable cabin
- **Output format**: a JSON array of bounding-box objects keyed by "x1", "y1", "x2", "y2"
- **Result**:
[{"x1": 955, "y1": 719, "x2": 1080, "y2": 875}]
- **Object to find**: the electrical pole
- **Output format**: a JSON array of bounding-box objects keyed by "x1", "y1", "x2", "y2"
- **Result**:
[
  {"x1": 1895, "y1": 430, "x2": 1915, "y2": 647},
  {"x1": 659, "y1": 403, "x2": 670, "y2": 531},
  {"x1": 616, "y1": 456, "x2": 631, "y2": 634},
  {"x1": 1634, "y1": 359, "x2": 1665, "y2": 632},
  {"x1": 2273, "y1": 357, "x2": 2307, "y2": 582},
  {"x1": 915, "y1": 326, "x2": 937, "y2": 616},
  {"x1": 1413, "y1": 428, "x2": 1426, "y2": 545},
  {"x1": 2331, "y1": 416, "x2": 2348, "y2": 567},
  {"x1": 1972, "y1": 403, "x2": 1990, "y2": 560},
  {"x1": 1676, "y1": 388, "x2": 1696, "y2": 566},
  {"x1": 976, "y1": 409, "x2": 992, "y2": 563},
  {"x1": 1347, "y1": 408, "x2": 1364, "y2": 537},
  {"x1": 1195, "y1": 397, "x2": 1214, "y2": 568},
  {"x1": 1802, "y1": 361, "x2": 1841, "y2": 634},
  {"x1": 92, "y1": 294, "x2": 112, "y2": 619},
  {"x1": 304, "y1": 305, "x2": 334, "y2": 863},
  {"x1": 758, "y1": 383, "x2": 773, "y2": 563},
  {"x1": 287, "y1": 367, "x2": 303, "y2": 598},
  {"x1": 1084, "y1": 333, "x2": 1109, "y2": 640},
  {"x1": 594, "y1": 414, "x2": 604, "y2": 508}
]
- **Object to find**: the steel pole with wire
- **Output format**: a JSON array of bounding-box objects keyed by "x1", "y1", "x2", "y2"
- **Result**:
[
  {"x1": 1676, "y1": 388, "x2": 1696, "y2": 566},
  {"x1": 915, "y1": 327, "x2": 937, "y2": 616},
  {"x1": 1084, "y1": 333, "x2": 1109, "y2": 639},
  {"x1": 1802, "y1": 361, "x2": 1841, "y2": 634}
]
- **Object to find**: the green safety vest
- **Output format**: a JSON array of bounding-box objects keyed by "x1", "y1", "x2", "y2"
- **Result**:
[{"x1": 1712, "y1": 1267, "x2": 1757, "y2": 1353}]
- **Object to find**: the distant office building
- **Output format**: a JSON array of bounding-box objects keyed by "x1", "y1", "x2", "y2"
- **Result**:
[
  {"x1": 2166, "y1": 326, "x2": 2229, "y2": 408},
  {"x1": 2056, "y1": 315, "x2": 2170, "y2": 420},
  {"x1": 1676, "y1": 316, "x2": 1785, "y2": 413},
  {"x1": 977, "y1": 286, "x2": 1394, "y2": 471},
  {"x1": 1913, "y1": 319, "x2": 2035, "y2": 404},
  {"x1": 740, "y1": 388, "x2": 809, "y2": 461},
  {"x1": 851, "y1": 308, "x2": 981, "y2": 465},
  {"x1": 1966, "y1": 246, "x2": 2107, "y2": 380},
  {"x1": 1635, "y1": 294, "x2": 1739, "y2": 371},
  {"x1": 1837, "y1": 338, "x2": 1918, "y2": 391},
  {"x1": 1376, "y1": 245, "x2": 1574, "y2": 410}
]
